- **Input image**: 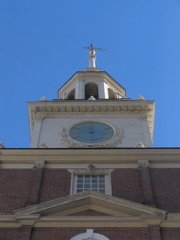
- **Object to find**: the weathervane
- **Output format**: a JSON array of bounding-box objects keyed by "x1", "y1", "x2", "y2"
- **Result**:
[{"x1": 83, "y1": 44, "x2": 106, "y2": 68}]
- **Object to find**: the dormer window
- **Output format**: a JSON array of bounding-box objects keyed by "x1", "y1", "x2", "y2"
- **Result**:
[
  {"x1": 85, "y1": 83, "x2": 99, "y2": 99},
  {"x1": 67, "y1": 89, "x2": 75, "y2": 100}
]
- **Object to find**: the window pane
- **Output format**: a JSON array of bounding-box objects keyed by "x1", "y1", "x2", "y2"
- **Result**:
[
  {"x1": 99, "y1": 189, "x2": 105, "y2": 193},
  {"x1": 85, "y1": 179, "x2": 90, "y2": 183},
  {"x1": 77, "y1": 175, "x2": 105, "y2": 194},
  {"x1": 77, "y1": 189, "x2": 83, "y2": 193},
  {"x1": 92, "y1": 179, "x2": 97, "y2": 183}
]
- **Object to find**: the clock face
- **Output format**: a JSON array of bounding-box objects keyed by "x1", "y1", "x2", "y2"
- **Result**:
[{"x1": 69, "y1": 122, "x2": 114, "y2": 143}]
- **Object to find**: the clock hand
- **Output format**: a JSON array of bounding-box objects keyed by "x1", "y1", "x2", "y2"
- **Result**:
[
  {"x1": 89, "y1": 122, "x2": 94, "y2": 133},
  {"x1": 82, "y1": 126, "x2": 93, "y2": 134}
]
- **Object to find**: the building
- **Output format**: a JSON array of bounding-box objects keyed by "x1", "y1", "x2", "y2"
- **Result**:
[{"x1": 0, "y1": 46, "x2": 180, "y2": 240}]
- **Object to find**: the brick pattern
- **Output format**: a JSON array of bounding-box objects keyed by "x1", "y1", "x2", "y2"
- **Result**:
[
  {"x1": 39, "y1": 169, "x2": 71, "y2": 202},
  {"x1": 148, "y1": 225, "x2": 161, "y2": 240},
  {"x1": 0, "y1": 228, "x2": 19, "y2": 240},
  {"x1": 161, "y1": 228, "x2": 180, "y2": 240},
  {"x1": 15, "y1": 226, "x2": 33, "y2": 240},
  {"x1": 111, "y1": 169, "x2": 143, "y2": 203},
  {"x1": 150, "y1": 169, "x2": 180, "y2": 212},
  {"x1": 139, "y1": 166, "x2": 156, "y2": 207},
  {"x1": 0, "y1": 169, "x2": 33, "y2": 213},
  {"x1": 1, "y1": 168, "x2": 180, "y2": 214},
  {"x1": 31, "y1": 227, "x2": 150, "y2": 240},
  {"x1": 26, "y1": 168, "x2": 44, "y2": 206},
  {"x1": 70, "y1": 209, "x2": 110, "y2": 216},
  {"x1": 0, "y1": 227, "x2": 179, "y2": 240}
]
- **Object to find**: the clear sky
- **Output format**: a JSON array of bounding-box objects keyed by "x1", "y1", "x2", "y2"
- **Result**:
[{"x1": 0, "y1": 0, "x2": 180, "y2": 148}]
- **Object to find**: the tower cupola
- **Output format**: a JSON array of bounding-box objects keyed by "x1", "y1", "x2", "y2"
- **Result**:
[{"x1": 58, "y1": 44, "x2": 126, "y2": 100}]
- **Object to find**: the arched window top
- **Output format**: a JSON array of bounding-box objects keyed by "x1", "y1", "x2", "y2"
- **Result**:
[
  {"x1": 85, "y1": 83, "x2": 99, "y2": 100},
  {"x1": 67, "y1": 89, "x2": 75, "y2": 100},
  {"x1": 70, "y1": 229, "x2": 109, "y2": 240},
  {"x1": 108, "y1": 88, "x2": 116, "y2": 99}
]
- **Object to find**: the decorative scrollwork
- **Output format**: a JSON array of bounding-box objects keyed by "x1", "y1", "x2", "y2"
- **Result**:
[{"x1": 137, "y1": 115, "x2": 148, "y2": 121}]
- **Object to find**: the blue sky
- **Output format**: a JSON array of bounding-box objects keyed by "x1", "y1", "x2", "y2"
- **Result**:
[{"x1": 0, "y1": 0, "x2": 180, "y2": 148}]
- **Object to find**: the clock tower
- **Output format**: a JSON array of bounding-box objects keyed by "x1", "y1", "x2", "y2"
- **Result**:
[
  {"x1": 1, "y1": 45, "x2": 180, "y2": 240},
  {"x1": 28, "y1": 45, "x2": 155, "y2": 148}
]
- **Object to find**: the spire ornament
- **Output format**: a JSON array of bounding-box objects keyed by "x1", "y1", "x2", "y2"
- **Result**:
[{"x1": 83, "y1": 44, "x2": 106, "y2": 68}]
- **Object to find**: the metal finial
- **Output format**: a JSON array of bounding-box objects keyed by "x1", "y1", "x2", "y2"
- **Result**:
[
  {"x1": 83, "y1": 44, "x2": 106, "y2": 68},
  {"x1": 84, "y1": 44, "x2": 106, "y2": 51}
]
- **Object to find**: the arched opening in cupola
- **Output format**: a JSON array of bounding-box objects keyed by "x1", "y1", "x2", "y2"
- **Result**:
[
  {"x1": 67, "y1": 89, "x2": 75, "y2": 100},
  {"x1": 108, "y1": 88, "x2": 116, "y2": 99},
  {"x1": 85, "y1": 83, "x2": 99, "y2": 99}
]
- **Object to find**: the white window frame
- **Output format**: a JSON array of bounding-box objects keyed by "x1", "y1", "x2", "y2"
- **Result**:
[{"x1": 69, "y1": 166, "x2": 113, "y2": 195}]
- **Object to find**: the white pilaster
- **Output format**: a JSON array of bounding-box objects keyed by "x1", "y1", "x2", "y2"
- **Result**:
[
  {"x1": 98, "y1": 81, "x2": 109, "y2": 99},
  {"x1": 30, "y1": 116, "x2": 44, "y2": 148},
  {"x1": 138, "y1": 115, "x2": 153, "y2": 147},
  {"x1": 75, "y1": 81, "x2": 84, "y2": 99}
]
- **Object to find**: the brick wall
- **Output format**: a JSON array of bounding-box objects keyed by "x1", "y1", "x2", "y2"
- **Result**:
[
  {"x1": 31, "y1": 227, "x2": 150, "y2": 240},
  {"x1": 1, "y1": 168, "x2": 180, "y2": 213},
  {"x1": 150, "y1": 169, "x2": 180, "y2": 212},
  {"x1": 111, "y1": 169, "x2": 143, "y2": 203},
  {"x1": 0, "y1": 169, "x2": 71, "y2": 213},
  {"x1": 0, "y1": 169, "x2": 33, "y2": 212},
  {"x1": 39, "y1": 169, "x2": 71, "y2": 202},
  {"x1": 1, "y1": 227, "x2": 180, "y2": 240},
  {"x1": 0, "y1": 227, "x2": 19, "y2": 240},
  {"x1": 161, "y1": 228, "x2": 180, "y2": 240}
]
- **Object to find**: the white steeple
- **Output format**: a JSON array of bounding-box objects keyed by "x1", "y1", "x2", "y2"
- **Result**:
[
  {"x1": 28, "y1": 47, "x2": 155, "y2": 148},
  {"x1": 88, "y1": 50, "x2": 96, "y2": 68},
  {"x1": 57, "y1": 44, "x2": 126, "y2": 100}
]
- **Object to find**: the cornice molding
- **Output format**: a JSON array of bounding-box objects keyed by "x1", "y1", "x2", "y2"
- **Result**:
[
  {"x1": 138, "y1": 160, "x2": 150, "y2": 168},
  {"x1": 28, "y1": 100, "x2": 155, "y2": 140},
  {"x1": 1, "y1": 148, "x2": 180, "y2": 166}
]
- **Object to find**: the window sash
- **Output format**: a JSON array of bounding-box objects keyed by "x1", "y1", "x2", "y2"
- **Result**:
[{"x1": 76, "y1": 175, "x2": 106, "y2": 193}]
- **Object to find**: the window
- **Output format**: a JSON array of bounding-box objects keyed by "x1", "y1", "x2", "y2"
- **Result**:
[
  {"x1": 76, "y1": 175, "x2": 106, "y2": 193},
  {"x1": 85, "y1": 83, "x2": 99, "y2": 99},
  {"x1": 69, "y1": 165, "x2": 113, "y2": 195}
]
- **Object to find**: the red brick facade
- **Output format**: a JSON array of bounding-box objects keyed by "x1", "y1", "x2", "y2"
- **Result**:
[
  {"x1": 0, "y1": 227, "x2": 180, "y2": 240},
  {"x1": 39, "y1": 169, "x2": 71, "y2": 203},
  {"x1": 150, "y1": 168, "x2": 180, "y2": 212},
  {"x1": 0, "y1": 168, "x2": 180, "y2": 213},
  {"x1": 111, "y1": 169, "x2": 143, "y2": 203},
  {"x1": 0, "y1": 167, "x2": 180, "y2": 240},
  {"x1": 0, "y1": 169, "x2": 33, "y2": 212}
]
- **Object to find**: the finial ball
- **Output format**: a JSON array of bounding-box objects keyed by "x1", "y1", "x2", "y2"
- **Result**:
[{"x1": 89, "y1": 50, "x2": 95, "y2": 56}]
